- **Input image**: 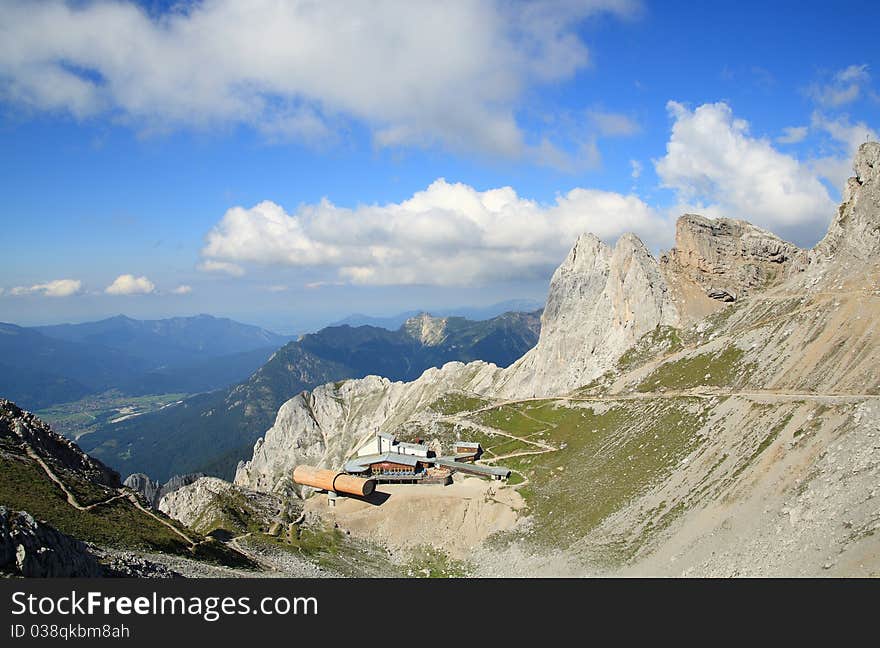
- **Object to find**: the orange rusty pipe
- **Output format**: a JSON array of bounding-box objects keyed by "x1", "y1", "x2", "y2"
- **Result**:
[{"x1": 293, "y1": 465, "x2": 375, "y2": 497}]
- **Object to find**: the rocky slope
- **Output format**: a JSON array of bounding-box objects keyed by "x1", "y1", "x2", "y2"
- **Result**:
[
  {"x1": 158, "y1": 477, "x2": 284, "y2": 537},
  {"x1": 231, "y1": 142, "x2": 880, "y2": 577},
  {"x1": 0, "y1": 399, "x2": 255, "y2": 576},
  {"x1": 1, "y1": 399, "x2": 120, "y2": 487},
  {"x1": 123, "y1": 472, "x2": 206, "y2": 508},
  {"x1": 1, "y1": 507, "x2": 103, "y2": 577}
]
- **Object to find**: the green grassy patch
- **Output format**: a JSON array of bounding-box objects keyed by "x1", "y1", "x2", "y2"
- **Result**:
[
  {"x1": 255, "y1": 521, "x2": 404, "y2": 577},
  {"x1": 404, "y1": 545, "x2": 469, "y2": 578},
  {"x1": 427, "y1": 392, "x2": 491, "y2": 415},
  {"x1": 476, "y1": 405, "x2": 551, "y2": 436},
  {"x1": 0, "y1": 450, "x2": 192, "y2": 554},
  {"x1": 472, "y1": 399, "x2": 706, "y2": 564},
  {"x1": 617, "y1": 326, "x2": 684, "y2": 372},
  {"x1": 637, "y1": 346, "x2": 754, "y2": 392},
  {"x1": 189, "y1": 489, "x2": 268, "y2": 537}
]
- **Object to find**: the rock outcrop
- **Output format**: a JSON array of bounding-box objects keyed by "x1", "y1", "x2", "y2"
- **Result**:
[
  {"x1": 814, "y1": 141, "x2": 880, "y2": 262},
  {"x1": 158, "y1": 477, "x2": 282, "y2": 535},
  {"x1": 402, "y1": 313, "x2": 449, "y2": 346},
  {"x1": 0, "y1": 399, "x2": 120, "y2": 488},
  {"x1": 123, "y1": 473, "x2": 159, "y2": 505},
  {"x1": 0, "y1": 507, "x2": 103, "y2": 577},
  {"x1": 660, "y1": 214, "x2": 806, "y2": 321},
  {"x1": 124, "y1": 471, "x2": 207, "y2": 508},
  {"x1": 497, "y1": 233, "x2": 678, "y2": 397}
]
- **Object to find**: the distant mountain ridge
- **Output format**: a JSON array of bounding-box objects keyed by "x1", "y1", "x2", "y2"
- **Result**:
[
  {"x1": 79, "y1": 309, "x2": 542, "y2": 482},
  {"x1": 0, "y1": 315, "x2": 292, "y2": 410},
  {"x1": 34, "y1": 314, "x2": 292, "y2": 368},
  {"x1": 329, "y1": 299, "x2": 543, "y2": 330}
]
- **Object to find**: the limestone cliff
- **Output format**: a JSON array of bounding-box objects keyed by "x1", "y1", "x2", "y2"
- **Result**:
[
  {"x1": 814, "y1": 141, "x2": 880, "y2": 263},
  {"x1": 660, "y1": 214, "x2": 806, "y2": 322},
  {"x1": 497, "y1": 233, "x2": 678, "y2": 397}
]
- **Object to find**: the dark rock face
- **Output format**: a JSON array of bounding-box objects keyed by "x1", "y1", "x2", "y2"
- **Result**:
[
  {"x1": 0, "y1": 507, "x2": 103, "y2": 577},
  {"x1": 0, "y1": 399, "x2": 120, "y2": 488}
]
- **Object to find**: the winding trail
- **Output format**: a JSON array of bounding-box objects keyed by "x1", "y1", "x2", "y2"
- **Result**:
[{"x1": 21, "y1": 442, "x2": 200, "y2": 551}]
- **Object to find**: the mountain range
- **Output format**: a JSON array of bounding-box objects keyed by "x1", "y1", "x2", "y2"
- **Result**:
[
  {"x1": 329, "y1": 299, "x2": 543, "y2": 330},
  {"x1": 0, "y1": 314, "x2": 292, "y2": 410},
  {"x1": 77, "y1": 310, "x2": 542, "y2": 482},
  {"x1": 4, "y1": 142, "x2": 878, "y2": 578}
]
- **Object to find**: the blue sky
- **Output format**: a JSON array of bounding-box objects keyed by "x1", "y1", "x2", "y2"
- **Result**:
[{"x1": 1, "y1": 0, "x2": 877, "y2": 333}]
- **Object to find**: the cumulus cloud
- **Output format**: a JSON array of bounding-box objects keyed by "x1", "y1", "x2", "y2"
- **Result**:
[
  {"x1": 776, "y1": 126, "x2": 808, "y2": 144},
  {"x1": 655, "y1": 101, "x2": 836, "y2": 244},
  {"x1": 171, "y1": 284, "x2": 192, "y2": 295},
  {"x1": 808, "y1": 64, "x2": 871, "y2": 107},
  {"x1": 8, "y1": 279, "x2": 82, "y2": 297},
  {"x1": 105, "y1": 274, "x2": 155, "y2": 295},
  {"x1": 0, "y1": 0, "x2": 638, "y2": 157},
  {"x1": 200, "y1": 179, "x2": 668, "y2": 286}
]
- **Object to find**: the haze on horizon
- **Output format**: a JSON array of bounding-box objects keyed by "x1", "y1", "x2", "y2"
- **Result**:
[{"x1": 1, "y1": 0, "x2": 877, "y2": 332}]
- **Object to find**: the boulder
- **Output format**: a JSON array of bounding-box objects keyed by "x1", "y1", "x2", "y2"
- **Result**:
[{"x1": 0, "y1": 507, "x2": 103, "y2": 577}]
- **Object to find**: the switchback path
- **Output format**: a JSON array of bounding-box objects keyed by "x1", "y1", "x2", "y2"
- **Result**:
[{"x1": 21, "y1": 442, "x2": 200, "y2": 550}]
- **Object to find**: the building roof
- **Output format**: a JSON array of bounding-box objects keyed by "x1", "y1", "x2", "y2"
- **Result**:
[
  {"x1": 454, "y1": 441, "x2": 481, "y2": 448},
  {"x1": 347, "y1": 452, "x2": 421, "y2": 470},
  {"x1": 377, "y1": 431, "x2": 396, "y2": 441},
  {"x1": 396, "y1": 441, "x2": 430, "y2": 454}
]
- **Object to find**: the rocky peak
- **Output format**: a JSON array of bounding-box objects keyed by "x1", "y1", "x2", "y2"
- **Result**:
[
  {"x1": 123, "y1": 473, "x2": 159, "y2": 505},
  {"x1": 403, "y1": 313, "x2": 448, "y2": 346},
  {"x1": 814, "y1": 141, "x2": 880, "y2": 262},
  {"x1": 0, "y1": 399, "x2": 120, "y2": 488},
  {"x1": 660, "y1": 213, "x2": 805, "y2": 314},
  {"x1": 498, "y1": 232, "x2": 676, "y2": 397}
]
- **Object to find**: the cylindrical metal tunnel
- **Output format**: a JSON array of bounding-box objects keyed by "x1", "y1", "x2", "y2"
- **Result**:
[{"x1": 293, "y1": 465, "x2": 376, "y2": 497}]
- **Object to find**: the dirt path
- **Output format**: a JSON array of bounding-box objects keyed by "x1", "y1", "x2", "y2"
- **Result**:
[
  {"x1": 126, "y1": 493, "x2": 198, "y2": 547},
  {"x1": 22, "y1": 445, "x2": 90, "y2": 511},
  {"x1": 22, "y1": 442, "x2": 201, "y2": 551}
]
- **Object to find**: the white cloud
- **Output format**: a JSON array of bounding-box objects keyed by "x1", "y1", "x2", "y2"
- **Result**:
[
  {"x1": 630, "y1": 159, "x2": 642, "y2": 179},
  {"x1": 105, "y1": 274, "x2": 155, "y2": 295},
  {"x1": 198, "y1": 260, "x2": 245, "y2": 277},
  {"x1": 808, "y1": 64, "x2": 871, "y2": 107},
  {"x1": 810, "y1": 112, "x2": 878, "y2": 190},
  {"x1": 776, "y1": 126, "x2": 808, "y2": 144},
  {"x1": 9, "y1": 279, "x2": 82, "y2": 297},
  {"x1": 589, "y1": 110, "x2": 641, "y2": 137},
  {"x1": 200, "y1": 179, "x2": 668, "y2": 286},
  {"x1": 171, "y1": 284, "x2": 192, "y2": 295},
  {"x1": 655, "y1": 101, "x2": 836, "y2": 244},
  {"x1": 0, "y1": 0, "x2": 638, "y2": 157}
]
